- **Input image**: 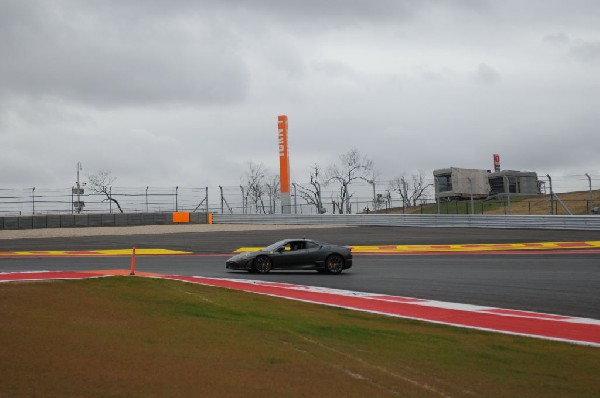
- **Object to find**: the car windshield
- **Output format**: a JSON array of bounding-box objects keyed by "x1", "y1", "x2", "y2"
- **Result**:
[{"x1": 263, "y1": 240, "x2": 288, "y2": 252}]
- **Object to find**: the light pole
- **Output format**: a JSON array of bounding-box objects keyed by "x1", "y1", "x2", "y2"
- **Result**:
[
  {"x1": 503, "y1": 175, "x2": 511, "y2": 215},
  {"x1": 585, "y1": 173, "x2": 593, "y2": 213},
  {"x1": 402, "y1": 179, "x2": 408, "y2": 214},
  {"x1": 368, "y1": 180, "x2": 376, "y2": 211},
  {"x1": 32, "y1": 187, "x2": 35, "y2": 215},
  {"x1": 76, "y1": 161, "x2": 82, "y2": 213},
  {"x1": 240, "y1": 186, "x2": 245, "y2": 213},
  {"x1": 205, "y1": 187, "x2": 209, "y2": 213},
  {"x1": 467, "y1": 177, "x2": 474, "y2": 215},
  {"x1": 266, "y1": 184, "x2": 273, "y2": 214},
  {"x1": 292, "y1": 183, "x2": 297, "y2": 214},
  {"x1": 175, "y1": 186, "x2": 179, "y2": 211}
]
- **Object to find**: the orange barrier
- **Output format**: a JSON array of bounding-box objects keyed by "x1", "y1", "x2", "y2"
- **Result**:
[
  {"x1": 172, "y1": 212, "x2": 190, "y2": 223},
  {"x1": 208, "y1": 212, "x2": 213, "y2": 224}
]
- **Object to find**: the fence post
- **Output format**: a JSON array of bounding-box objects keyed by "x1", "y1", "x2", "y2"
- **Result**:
[
  {"x1": 219, "y1": 186, "x2": 224, "y2": 214},
  {"x1": 547, "y1": 174, "x2": 554, "y2": 215}
]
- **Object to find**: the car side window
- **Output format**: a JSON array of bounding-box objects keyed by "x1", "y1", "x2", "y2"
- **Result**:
[
  {"x1": 281, "y1": 242, "x2": 300, "y2": 252},
  {"x1": 305, "y1": 241, "x2": 318, "y2": 249},
  {"x1": 281, "y1": 241, "x2": 309, "y2": 252},
  {"x1": 290, "y1": 241, "x2": 306, "y2": 251}
]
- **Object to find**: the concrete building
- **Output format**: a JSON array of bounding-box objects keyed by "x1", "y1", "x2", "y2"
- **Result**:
[
  {"x1": 488, "y1": 170, "x2": 540, "y2": 197},
  {"x1": 434, "y1": 167, "x2": 540, "y2": 200},
  {"x1": 433, "y1": 168, "x2": 491, "y2": 200}
]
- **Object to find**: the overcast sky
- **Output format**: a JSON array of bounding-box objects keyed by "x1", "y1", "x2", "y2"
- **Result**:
[{"x1": 1, "y1": 0, "x2": 599, "y2": 191}]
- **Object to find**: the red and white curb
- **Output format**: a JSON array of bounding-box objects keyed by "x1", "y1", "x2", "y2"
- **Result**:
[{"x1": 2, "y1": 271, "x2": 599, "y2": 347}]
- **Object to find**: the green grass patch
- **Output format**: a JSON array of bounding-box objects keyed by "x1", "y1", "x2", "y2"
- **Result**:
[{"x1": 1, "y1": 277, "x2": 598, "y2": 397}]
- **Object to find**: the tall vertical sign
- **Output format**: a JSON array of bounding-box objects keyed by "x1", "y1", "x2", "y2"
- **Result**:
[
  {"x1": 493, "y1": 153, "x2": 501, "y2": 172},
  {"x1": 278, "y1": 115, "x2": 291, "y2": 213}
]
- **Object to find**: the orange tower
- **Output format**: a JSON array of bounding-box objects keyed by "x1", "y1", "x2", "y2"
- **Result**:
[{"x1": 278, "y1": 115, "x2": 291, "y2": 213}]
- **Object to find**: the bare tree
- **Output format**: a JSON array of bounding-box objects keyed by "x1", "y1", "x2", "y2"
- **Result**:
[
  {"x1": 87, "y1": 170, "x2": 124, "y2": 213},
  {"x1": 409, "y1": 174, "x2": 431, "y2": 206},
  {"x1": 242, "y1": 162, "x2": 268, "y2": 214},
  {"x1": 390, "y1": 173, "x2": 432, "y2": 212},
  {"x1": 390, "y1": 176, "x2": 410, "y2": 213},
  {"x1": 265, "y1": 175, "x2": 280, "y2": 214},
  {"x1": 326, "y1": 149, "x2": 373, "y2": 214},
  {"x1": 296, "y1": 164, "x2": 327, "y2": 214}
]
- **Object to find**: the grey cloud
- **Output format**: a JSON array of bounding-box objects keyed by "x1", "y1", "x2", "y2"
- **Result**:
[
  {"x1": 309, "y1": 60, "x2": 357, "y2": 80},
  {"x1": 543, "y1": 32, "x2": 600, "y2": 65},
  {"x1": 0, "y1": 1, "x2": 249, "y2": 107},
  {"x1": 0, "y1": 0, "x2": 497, "y2": 109},
  {"x1": 472, "y1": 64, "x2": 501, "y2": 85},
  {"x1": 88, "y1": 0, "x2": 493, "y2": 31},
  {"x1": 103, "y1": 0, "x2": 420, "y2": 24},
  {"x1": 543, "y1": 32, "x2": 571, "y2": 46},
  {"x1": 569, "y1": 40, "x2": 600, "y2": 64}
]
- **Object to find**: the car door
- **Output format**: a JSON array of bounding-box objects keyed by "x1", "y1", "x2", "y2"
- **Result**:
[
  {"x1": 295, "y1": 240, "x2": 321, "y2": 268},
  {"x1": 274, "y1": 241, "x2": 306, "y2": 269}
]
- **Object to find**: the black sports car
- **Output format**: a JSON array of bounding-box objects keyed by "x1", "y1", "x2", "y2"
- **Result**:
[{"x1": 226, "y1": 239, "x2": 352, "y2": 274}]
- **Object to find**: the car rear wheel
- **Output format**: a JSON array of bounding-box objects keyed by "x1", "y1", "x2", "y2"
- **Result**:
[
  {"x1": 325, "y1": 254, "x2": 344, "y2": 274},
  {"x1": 253, "y1": 256, "x2": 272, "y2": 274}
]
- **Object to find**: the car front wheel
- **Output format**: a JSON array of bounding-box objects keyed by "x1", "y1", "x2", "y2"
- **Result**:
[
  {"x1": 325, "y1": 254, "x2": 344, "y2": 274},
  {"x1": 253, "y1": 256, "x2": 273, "y2": 274}
]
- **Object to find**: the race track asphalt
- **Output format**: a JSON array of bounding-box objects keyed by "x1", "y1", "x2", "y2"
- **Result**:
[
  {"x1": 1, "y1": 225, "x2": 599, "y2": 253},
  {"x1": 1, "y1": 226, "x2": 599, "y2": 319}
]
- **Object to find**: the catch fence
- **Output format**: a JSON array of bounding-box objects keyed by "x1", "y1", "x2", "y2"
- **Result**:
[{"x1": 1, "y1": 174, "x2": 598, "y2": 216}]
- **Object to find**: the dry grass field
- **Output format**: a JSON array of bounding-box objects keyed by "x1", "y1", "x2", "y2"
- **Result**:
[
  {"x1": 1, "y1": 277, "x2": 598, "y2": 397},
  {"x1": 483, "y1": 190, "x2": 599, "y2": 215},
  {"x1": 375, "y1": 190, "x2": 600, "y2": 216}
]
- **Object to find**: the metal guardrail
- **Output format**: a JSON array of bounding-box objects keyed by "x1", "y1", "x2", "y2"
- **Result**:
[
  {"x1": 2, "y1": 212, "x2": 597, "y2": 231},
  {"x1": 213, "y1": 213, "x2": 600, "y2": 230}
]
